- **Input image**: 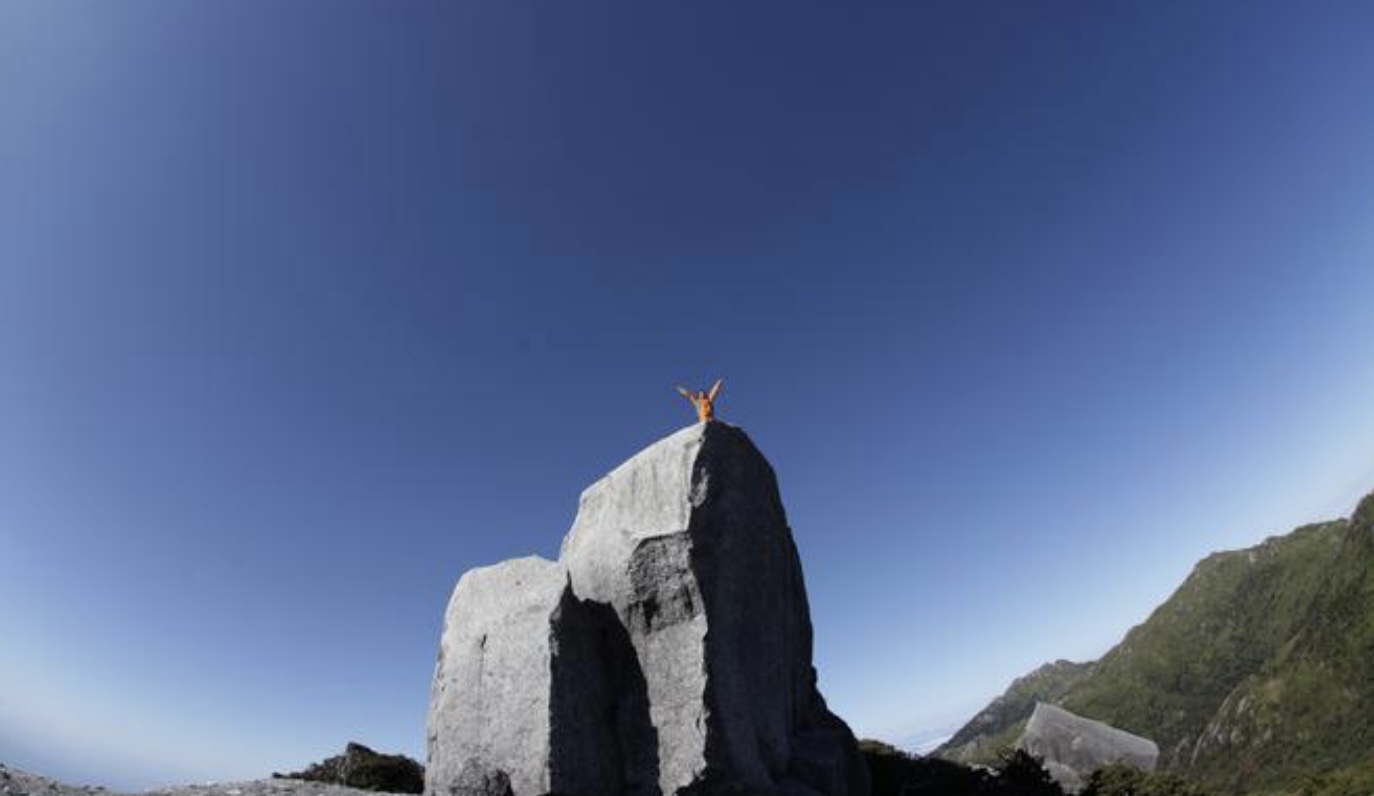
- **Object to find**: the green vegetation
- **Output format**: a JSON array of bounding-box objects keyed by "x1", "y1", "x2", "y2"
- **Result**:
[
  {"x1": 1061, "y1": 519, "x2": 1348, "y2": 786},
  {"x1": 1081, "y1": 763, "x2": 1220, "y2": 796},
  {"x1": 1289, "y1": 756, "x2": 1374, "y2": 796},
  {"x1": 937, "y1": 490, "x2": 1374, "y2": 793},
  {"x1": 861, "y1": 739, "x2": 1067, "y2": 796},
  {"x1": 1078, "y1": 755, "x2": 1374, "y2": 796}
]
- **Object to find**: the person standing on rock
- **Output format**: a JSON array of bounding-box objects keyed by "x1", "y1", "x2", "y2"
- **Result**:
[{"x1": 677, "y1": 378, "x2": 723, "y2": 423}]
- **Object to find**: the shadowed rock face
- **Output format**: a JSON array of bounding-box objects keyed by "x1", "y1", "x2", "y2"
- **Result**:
[
  {"x1": 426, "y1": 423, "x2": 868, "y2": 796},
  {"x1": 1018, "y1": 703, "x2": 1158, "y2": 793},
  {"x1": 274, "y1": 742, "x2": 425, "y2": 793}
]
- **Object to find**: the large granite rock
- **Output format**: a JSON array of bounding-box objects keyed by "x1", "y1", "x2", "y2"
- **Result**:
[
  {"x1": 1017, "y1": 703, "x2": 1158, "y2": 792},
  {"x1": 426, "y1": 422, "x2": 868, "y2": 796}
]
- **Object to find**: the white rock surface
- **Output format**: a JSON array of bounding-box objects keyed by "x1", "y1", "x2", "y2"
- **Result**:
[{"x1": 426, "y1": 557, "x2": 569, "y2": 796}]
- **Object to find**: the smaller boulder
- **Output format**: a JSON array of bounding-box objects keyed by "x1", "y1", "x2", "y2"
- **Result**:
[{"x1": 426, "y1": 556, "x2": 642, "y2": 796}]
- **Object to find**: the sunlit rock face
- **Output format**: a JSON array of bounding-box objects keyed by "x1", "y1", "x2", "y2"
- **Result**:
[{"x1": 426, "y1": 422, "x2": 868, "y2": 796}]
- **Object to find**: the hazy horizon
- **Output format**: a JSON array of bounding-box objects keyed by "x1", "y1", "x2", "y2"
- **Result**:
[{"x1": 5, "y1": 1, "x2": 1374, "y2": 790}]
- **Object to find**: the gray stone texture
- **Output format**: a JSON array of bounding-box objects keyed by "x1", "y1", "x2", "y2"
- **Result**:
[
  {"x1": 425, "y1": 557, "x2": 566, "y2": 796},
  {"x1": 426, "y1": 422, "x2": 868, "y2": 796},
  {"x1": 1017, "y1": 703, "x2": 1159, "y2": 793}
]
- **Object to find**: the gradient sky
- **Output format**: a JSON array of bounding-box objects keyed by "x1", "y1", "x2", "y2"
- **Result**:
[{"x1": 4, "y1": 1, "x2": 1374, "y2": 790}]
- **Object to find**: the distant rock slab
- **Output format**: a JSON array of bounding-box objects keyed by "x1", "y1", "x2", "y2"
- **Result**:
[
  {"x1": 425, "y1": 423, "x2": 868, "y2": 796},
  {"x1": 1017, "y1": 703, "x2": 1158, "y2": 792}
]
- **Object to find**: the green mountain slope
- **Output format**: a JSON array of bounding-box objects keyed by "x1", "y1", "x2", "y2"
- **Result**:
[
  {"x1": 940, "y1": 660, "x2": 1095, "y2": 764},
  {"x1": 936, "y1": 491, "x2": 1374, "y2": 791}
]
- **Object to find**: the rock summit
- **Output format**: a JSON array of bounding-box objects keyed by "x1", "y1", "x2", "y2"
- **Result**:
[{"x1": 425, "y1": 422, "x2": 868, "y2": 796}]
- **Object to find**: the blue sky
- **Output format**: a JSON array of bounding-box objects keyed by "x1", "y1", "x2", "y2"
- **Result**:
[{"x1": 4, "y1": 1, "x2": 1374, "y2": 789}]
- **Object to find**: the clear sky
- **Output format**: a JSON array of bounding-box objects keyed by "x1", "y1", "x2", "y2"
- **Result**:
[{"x1": 4, "y1": 1, "x2": 1374, "y2": 789}]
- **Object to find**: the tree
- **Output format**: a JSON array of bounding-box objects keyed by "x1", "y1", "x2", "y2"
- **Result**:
[{"x1": 995, "y1": 749, "x2": 1063, "y2": 796}]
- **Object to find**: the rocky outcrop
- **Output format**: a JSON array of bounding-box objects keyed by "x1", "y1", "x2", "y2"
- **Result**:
[
  {"x1": 1017, "y1": 704, "x2": 1158, "y2": 792},
  {"x1": 274, "y1": 743, "x2": 424, "y2": 794},
  {"x1": 425, "y1": 422, "x2": 868, "y2": 796}
]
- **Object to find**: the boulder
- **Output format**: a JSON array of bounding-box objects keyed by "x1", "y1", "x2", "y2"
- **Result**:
[
  {"x1": 426, "y1": 557, "x2": 647, "y2": 796},
  {"x1": 426, "y1": 422, "x2": 868, "y2": 796},
  {"x1": 1017, "y1": 703, "x2": 1158, "y2": 792}
]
